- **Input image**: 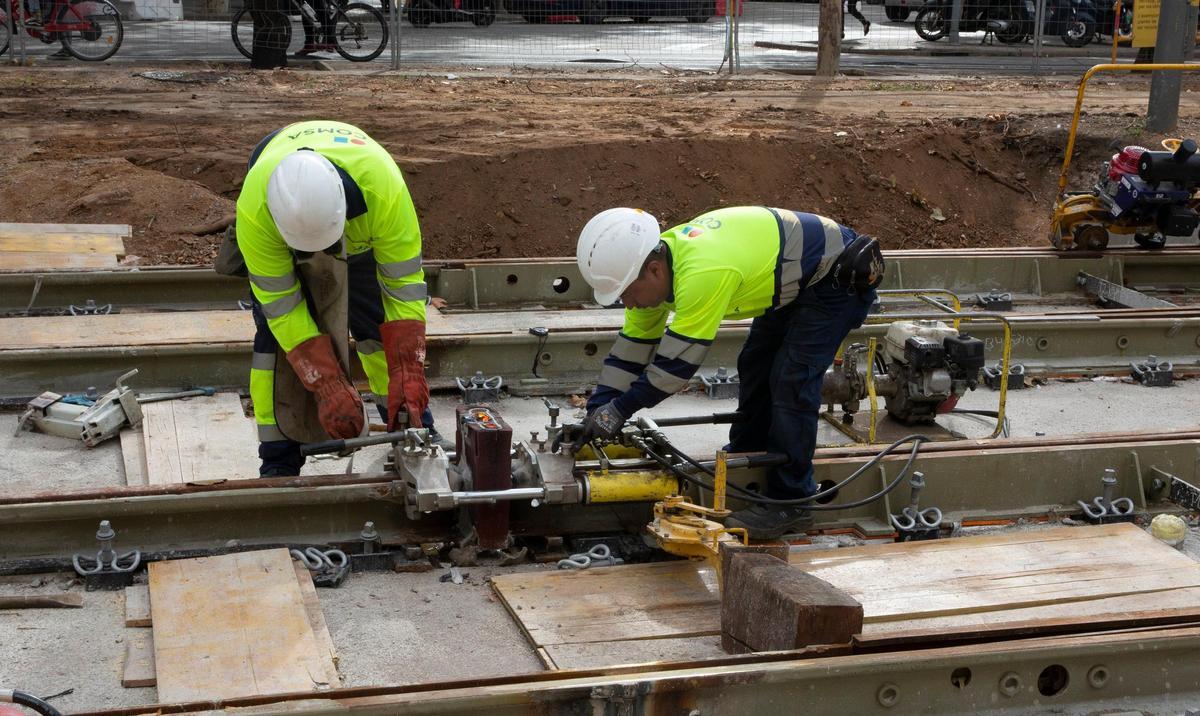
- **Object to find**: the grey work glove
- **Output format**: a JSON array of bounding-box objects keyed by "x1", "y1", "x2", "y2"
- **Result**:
[{"x1": 566, "y1": 401, "x2": 627, "y2": 454}]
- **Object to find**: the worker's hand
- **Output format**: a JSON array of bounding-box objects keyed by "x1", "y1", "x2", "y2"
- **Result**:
[
  {"x1": 381, "y1": 319, "x2": 430, "y2": 431},
  {"x1": 286, "y1": 334, "x2": 365, "y2": 440},
  {"x1": 568, "y1": 401, "x2": 626, "y2": 453}
]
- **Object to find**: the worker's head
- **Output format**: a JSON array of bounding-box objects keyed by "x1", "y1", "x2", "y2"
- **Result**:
[
  {"x1": 266, "y1": 151, "x2": 347, "y2": 252},
  {"x1": 576, "y1": 208, "x2": 665, "y2": 307}
]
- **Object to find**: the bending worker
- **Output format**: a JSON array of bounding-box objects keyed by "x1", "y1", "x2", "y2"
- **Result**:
[
  {"x1": 574, "y1": 207, "x2": 884, "y2": 538},
  {"x1": 230, "y1": 120, "x2": 432, "y2": 477}
]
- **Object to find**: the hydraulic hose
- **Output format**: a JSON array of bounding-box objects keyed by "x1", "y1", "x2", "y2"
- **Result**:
[
  {"x1": 1, "y1": 690, "x2": 63, "y2": 716},
  {"x1": 638, "y1": 434, "x2": 930, "y2": 511}
]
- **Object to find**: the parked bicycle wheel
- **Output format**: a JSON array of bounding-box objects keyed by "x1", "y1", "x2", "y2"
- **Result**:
[
  {"x1": 333, "y1": 2, "x2": 386, "y2": 61},
  {"x1": 231, "y1": 8, "x2": 295, "y2": 60},
  {"x1": 58, "y1": 0, "x2": 123, "y2": 61}
]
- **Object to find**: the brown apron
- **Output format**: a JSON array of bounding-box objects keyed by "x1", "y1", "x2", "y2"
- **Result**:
[{"x1": 273, "y1": 248, "x2": 364, "y2": 444}]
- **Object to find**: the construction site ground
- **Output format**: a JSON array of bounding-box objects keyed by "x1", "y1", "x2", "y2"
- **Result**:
[
  {"x1": 2, "y1": 67, "x2": 1200, "y2": 265},
  {"x1": 5, "y1": 64, "x2": 1200, "y2": 713},
  {"x1": 2, "y1": 379, "x2": 1200, "y2": 711}
]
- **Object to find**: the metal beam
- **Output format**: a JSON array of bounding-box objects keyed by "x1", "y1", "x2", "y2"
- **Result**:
[
  {"x1": 1, "y1": 434, "x2": 1194, "y2": 565},
  {"x1": 82, "y1": 625, "x2": 1200, "y2": 715},
  {"x1": 4, "y1": 251, "x2": 1200, "y2": 314},
  {"x1": 1077, "y1": 271, "x2": 1177, "y2": 308}
]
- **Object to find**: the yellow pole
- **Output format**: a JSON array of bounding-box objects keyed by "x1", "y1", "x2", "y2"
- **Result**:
[
  {"x1": 1057, "y1": 64, "x2": 1200, "y2": 198},
  {"x1": 714, "y1": 450, "x2": 728, "y2": 512},
  {"x1": 866, "y1": 337, "x2": 879, "y2": 444},
  {"x1": 1110, "y1": 0, "x2": 1119, "y2": 64}
]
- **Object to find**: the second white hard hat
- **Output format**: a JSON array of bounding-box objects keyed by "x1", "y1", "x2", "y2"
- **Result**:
[
  {"x1": 266, "y1": 151, "x2": 347, "y2": 252},
  {"x1": 576, "y1": 207, "x2": 662, "y2": 306}
]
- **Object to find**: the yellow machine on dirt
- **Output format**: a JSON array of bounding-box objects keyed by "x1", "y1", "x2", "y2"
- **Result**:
[
  {"x1": 1050, "y1": 64, "x2": 1200, "y2": 251},
  {"x1": 1052, "y1": 138, "x2": 1200, "y2": 251}
]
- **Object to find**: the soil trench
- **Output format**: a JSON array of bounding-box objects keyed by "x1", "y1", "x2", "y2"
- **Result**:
[{"x1": 1, "y1": 69, "x2": 1198, "y2": 265}]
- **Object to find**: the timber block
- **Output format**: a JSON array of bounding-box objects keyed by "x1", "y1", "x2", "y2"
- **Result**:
[
  {"x1": 721, "y1": 552, "x2": 862, "y2": 654},
  {"x1": 718, "y1": 541, "x2": 788, "y2": 592}
]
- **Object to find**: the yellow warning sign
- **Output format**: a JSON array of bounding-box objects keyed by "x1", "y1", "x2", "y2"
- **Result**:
[{"x1": 1133, "y1": 0, "x2": 1200, "y2": 48}]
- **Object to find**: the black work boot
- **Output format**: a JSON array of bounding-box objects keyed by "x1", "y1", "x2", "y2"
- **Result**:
[{"x1": 725, "y1": 503, "x2": 814, "y2": 540}]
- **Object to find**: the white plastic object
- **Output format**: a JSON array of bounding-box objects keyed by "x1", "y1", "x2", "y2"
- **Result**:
[
  {"x1": 576, "y1": 208, "x2": 661, "y2": 306},
  {"x1": 267, "y1": 151, "x2": 347, "y2": 252}
]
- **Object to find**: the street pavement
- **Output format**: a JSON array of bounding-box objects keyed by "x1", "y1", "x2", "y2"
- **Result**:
[{"x1": 2, "y1": 1, "x2": 1120, "y2": 72}]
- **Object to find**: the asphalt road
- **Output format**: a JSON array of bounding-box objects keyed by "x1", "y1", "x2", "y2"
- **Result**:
[{"x1": 2, "y1": 1, "x2": 1118, "y2": 72}]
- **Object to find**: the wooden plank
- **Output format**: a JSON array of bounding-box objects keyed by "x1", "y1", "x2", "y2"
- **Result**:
[
  {"x1": 292, "y1": 561, "x2": 341, "y2": 687},
  {"x1": 124, "y1": 585, "x2": 152, "y2": 627},
  {"x1": 0, "y1": 222, "x2": 132, "y2": 237},
  {"x1": 544, "y1": 636, "x2": 727, "y2": 671},
  {"x1": 491, "y1": 525, "x2": 1200, "y2": 665},
  {"x1": 0, "y1": 251, "x2": 118, "y2": 271},
  {"x1": 0, "y1": 233, "x2": 126, "y2": 256},
  {"x1": 0, "y1": 593, "x2": 83, "y2": 609},
  {"x1": 120, "y1": 428, "x2": 148, "y2": 487},
  {"x1": 141, "y1": 394, "x2": 259, "y2": 485},
  {"x1": 122, "y1": 629, "x2": 156, "y2": 688},
  {"x1": 0, "y1": 311, "x2": 254, "y2": 352},
  {"x1": 149, "y1": 549, "x2": 335, "y2": 702}
]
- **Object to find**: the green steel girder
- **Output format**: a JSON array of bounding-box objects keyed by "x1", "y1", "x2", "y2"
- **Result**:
[
  {"x1": 1, "y1": 435, "x2": 1195, "y2": 565},
  {"x1": 3, "y1": 251, "x2": 1199, "y2": 314},
  {"x1": 85, "y1": 623, "x2": 1200, "y2": 715}
]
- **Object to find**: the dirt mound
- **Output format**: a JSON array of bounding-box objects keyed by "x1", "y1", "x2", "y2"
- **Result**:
[
  {"x1": 0, "y1": 158, "x2": 234, "y2": 265},
  {"x1": 409, "y1": 120, "x2": 1065, "y2": 258}
]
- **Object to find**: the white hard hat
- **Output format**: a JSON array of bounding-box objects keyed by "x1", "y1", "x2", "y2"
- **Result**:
[
  {"x1": 576, "y1": 208, "x2": 662, "y2": 306},
  {"x1": 266, "y1": 151, "x2": 347, "y2": 252}
]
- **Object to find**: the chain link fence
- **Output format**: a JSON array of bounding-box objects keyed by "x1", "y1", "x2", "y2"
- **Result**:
[{"x1": 0, "y1": 0, "x2": 1147, "y2": 70}]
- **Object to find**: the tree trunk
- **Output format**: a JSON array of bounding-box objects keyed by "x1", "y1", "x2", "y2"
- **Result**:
[{"x1": 817, "y1": 0, "x2": 841, "y2": 78}]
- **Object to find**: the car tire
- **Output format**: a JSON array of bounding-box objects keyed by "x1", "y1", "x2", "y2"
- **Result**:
[
  {"x1": 578, "y1": 0, "x2": 605, "y2": 23},
  {"x1": 884, "y1": 5, "x2": 909, "y2": 20}
]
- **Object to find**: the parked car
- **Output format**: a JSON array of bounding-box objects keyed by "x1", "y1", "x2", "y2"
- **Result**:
[{"x1": 504, "y1": 0, "x2": 714, "y2": 23}]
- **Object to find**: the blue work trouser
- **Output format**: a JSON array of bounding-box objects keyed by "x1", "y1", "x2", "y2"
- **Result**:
[
  {"x1": 254, "y1": 251, "x2": 434, "y2": 477},
  {"x1": 727, "y1": 277, "x2": 876, "y2": 499}
]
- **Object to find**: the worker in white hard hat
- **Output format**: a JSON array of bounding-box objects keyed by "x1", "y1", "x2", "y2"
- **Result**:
[
  {"x1": 573, "y1": 207, "x2": 885, "y2": 539},
  {"x1": 224, "y1": 120, "x2": 436, "y2": 477}
]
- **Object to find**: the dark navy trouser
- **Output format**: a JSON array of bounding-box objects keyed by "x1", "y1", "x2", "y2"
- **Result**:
[{"x1": 727, "y1": 277, "x2": 876, "y2": 499}]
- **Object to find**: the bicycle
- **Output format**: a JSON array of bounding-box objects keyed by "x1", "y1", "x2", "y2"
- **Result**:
[
  {"x1": 231, "y1": 0, "x2": 388, "y2": 62},
  {"x1": 1, "y1": 0, "x2": 123, "y2": 61}
]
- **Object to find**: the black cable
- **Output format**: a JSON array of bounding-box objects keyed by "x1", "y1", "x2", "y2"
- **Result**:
[
  {"x1": 639, "y1": 434, "x2": 929, "y2": 510},
  {"x1": 9, "y1": 691, "x2": 63, "y2": 716},
  {"x1": 658, "y1": 432, "x2": 927, "y2": 505}
]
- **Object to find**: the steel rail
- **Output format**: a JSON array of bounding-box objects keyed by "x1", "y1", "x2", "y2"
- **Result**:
[
  {"x1": 2, "y1": 433, "x2": 1196, "y2": 564},
  {"x1": 78, "y1": 623, "x2": 1200, "y2": 715},
  {"x1": 3, "y1": 248, "x2": 1200, "y2": 314}
]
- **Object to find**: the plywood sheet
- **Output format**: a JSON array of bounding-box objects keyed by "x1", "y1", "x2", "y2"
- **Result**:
[
  {"x1": 0, "y1": 233, "x2": 126, "y2": 256},
  {"x1": 492, "y1": 524, "x2": 1200, "y2": 670},
  {"x1": 148, "y1": 549, "x2": 335, "y2": 702},
  {"x1": 141, "y1": 393, "x2": 259, "y2": 485},
  {"x1": 429, "y1": 308, "x2": 751, "y2": 337}
]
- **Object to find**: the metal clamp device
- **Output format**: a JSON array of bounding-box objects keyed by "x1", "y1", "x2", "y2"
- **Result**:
[
  {"x1": 1131, "y1": 356, "x2": 1174, "y2": 387},
  {"x1": 1077, "y1": 468, "x2": 1136, "y2": 523},
  {"x1": 889, "y1": 472, "x2": 942, "y2": 541},
  {"x1": 72, "y1": 520, "x2": 141, "y2": 590}
]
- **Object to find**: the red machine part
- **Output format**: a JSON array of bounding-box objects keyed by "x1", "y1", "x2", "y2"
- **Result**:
[
  {"x1": 455, "y1": 406, "x2": 513, "y2": 551},
  {"x1": 1108, "y1": 146, "x2": 1147, "y2": 182}
]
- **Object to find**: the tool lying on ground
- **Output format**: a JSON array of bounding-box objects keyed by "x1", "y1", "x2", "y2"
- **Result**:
[{"x1": 14, "y1": 369, "x2": 216, "y2": 447}]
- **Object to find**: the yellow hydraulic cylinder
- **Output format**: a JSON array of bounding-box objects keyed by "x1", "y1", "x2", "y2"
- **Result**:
[{"x1": 583, "y1": 471, "x2": 679, "y2": 504}]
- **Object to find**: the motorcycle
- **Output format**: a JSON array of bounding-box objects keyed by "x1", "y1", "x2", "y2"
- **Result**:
[
  {"x1": 913, "y1": 0, "x2": 1028, "y2": 43},
  {"x1": 405, "y1": 0, "x2": 496, "y2": 26}
]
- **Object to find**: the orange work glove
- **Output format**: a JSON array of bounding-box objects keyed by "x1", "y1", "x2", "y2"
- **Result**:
[
  {"x1": 380, "y1": 319, "x2": 430, "y2": 431},
  {"x1": 285, "y1": 334, "x2": 364, "y2": 439}
]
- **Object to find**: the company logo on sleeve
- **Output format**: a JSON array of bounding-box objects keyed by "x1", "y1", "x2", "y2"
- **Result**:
[{"x1": 334, "y1": 136, "x2": 367, "y2": 145}]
